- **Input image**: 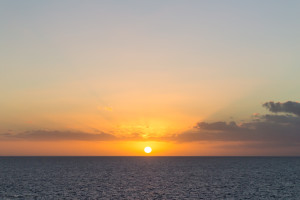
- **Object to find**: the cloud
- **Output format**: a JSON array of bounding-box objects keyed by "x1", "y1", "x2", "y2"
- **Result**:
[
  {"x1": 173, "y1": 101, "x2": 300, "y2": 148},
  {"x1": 1, "y1": 130, "x2": 116, "y2": 141},
  {"x1": 0, "y1": 129, "x2": 149, "y2": 141},
  {"x1": 195, "y1": 121, "x2": 240, "y2": 131},
  {"x1": 263, "y1": 101, "x2": 300, "y2": 116},
  {"x1": 97, "y1": 106, "x2": 113, "y2": 112},
  {"x1": 1, "y1": 101, "x2": 300, "y2": 150}
]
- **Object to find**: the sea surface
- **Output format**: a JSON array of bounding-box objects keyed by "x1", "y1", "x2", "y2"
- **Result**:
[{"x1": 0, "y1": 157, "x2": 299, "y2": 199}]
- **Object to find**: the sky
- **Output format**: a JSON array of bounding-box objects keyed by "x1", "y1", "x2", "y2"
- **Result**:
[{"x1": 1, "y1": 0, "x2": 300, "y2": 156}]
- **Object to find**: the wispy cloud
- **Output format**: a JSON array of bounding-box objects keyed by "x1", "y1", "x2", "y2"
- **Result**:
[
  {"x1": 97, "y1": 106, "x2": 113, "y2": 112},
  {"x1": 1, "y1": 130, "x2": 116, "y2": 141}
]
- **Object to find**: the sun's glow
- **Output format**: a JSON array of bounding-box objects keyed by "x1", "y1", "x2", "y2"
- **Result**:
[{"x1": 144, "y1": 146, "x2": 152, "y2": 153}]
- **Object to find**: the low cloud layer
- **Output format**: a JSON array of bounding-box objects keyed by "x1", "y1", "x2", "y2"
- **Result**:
[
  {"x1": 1, "y1": 130, "x2": 116, "y2": 141},
  {"x1": 1, "y1": 101, "x2": 300, "y2": 150},
  {"x1": 174, "y1": 101, "x2": 300, "y2": 148},
  {"x1": 177, "y1": 115, "x2": 300, "y2": 144}
]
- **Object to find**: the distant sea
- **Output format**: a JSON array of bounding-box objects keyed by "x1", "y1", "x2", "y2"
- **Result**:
[{"x1": 0, "y1": 157, "x2": 299, "y2": 199}]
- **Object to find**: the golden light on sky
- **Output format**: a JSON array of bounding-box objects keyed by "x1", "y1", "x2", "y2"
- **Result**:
[{"x1": 1, "y1": 1, "x2": 300, "y2": 156}]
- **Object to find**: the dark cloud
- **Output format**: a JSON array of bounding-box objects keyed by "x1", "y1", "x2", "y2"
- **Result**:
[
  {"x1": 173, "y1": 101, "x2": 300, "y2": 149},
  {"x1": 263, "y1": 101, "x2": 300, "y2": 116},
  {"x1": 1, "y1": 130, "x2": 116, "y2": 141}
]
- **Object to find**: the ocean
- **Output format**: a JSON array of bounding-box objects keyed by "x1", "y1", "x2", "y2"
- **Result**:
[{"x1": 0, "y1": 157, "x2": 299, "y2": 199}]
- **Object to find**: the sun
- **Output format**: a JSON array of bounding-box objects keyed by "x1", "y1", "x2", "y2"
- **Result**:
[{"x1": 144, "y1": 146, "x2": 152, "y2": 154}]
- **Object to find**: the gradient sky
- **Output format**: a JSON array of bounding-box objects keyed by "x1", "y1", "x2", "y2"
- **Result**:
[{"x1": 1, "y1": 0, "x2": 300, "y2": 155}]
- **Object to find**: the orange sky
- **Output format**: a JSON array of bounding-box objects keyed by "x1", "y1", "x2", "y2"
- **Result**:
[{"x1": 1, "y1": 1, "x2": 300, "y2": 155}]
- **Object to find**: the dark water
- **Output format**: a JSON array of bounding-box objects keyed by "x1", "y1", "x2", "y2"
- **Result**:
[{"x1": 0, "y1": 157, "x2": 299, "y2": 199}]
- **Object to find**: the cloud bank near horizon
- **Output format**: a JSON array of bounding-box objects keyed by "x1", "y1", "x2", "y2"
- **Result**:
[
  {"x1": 176, "y1": 101, "x2": 300, "y2": 145},
  {"x1": 1, "y1": 101, "x2": 300, "y2": 148},
  {"x1": 1, "y1": 130, "x2": 116, "y2": 141}
]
